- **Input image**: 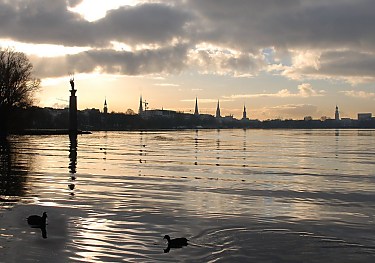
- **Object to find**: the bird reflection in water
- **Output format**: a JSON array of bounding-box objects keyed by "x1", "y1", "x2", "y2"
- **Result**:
[
  {"x1": 163, "y1": 235, "x2": 188, "y2": 253},
  {"x1": 68, "y1": 134, "x2": 77, "y2": 196},
  {"x1": 27, "y1": 212, "x2": 47, "y2": 239}
]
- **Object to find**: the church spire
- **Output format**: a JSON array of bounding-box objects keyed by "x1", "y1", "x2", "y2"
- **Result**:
[
  {"x1": 138, "y1": 95, "x2": 143, "y2": 115},
  {"x1": 242, "y1": 104, "x2": 247, "y2": 120},
  {"x1": 194, "y1": 97, "x2": 199, "y2": 115},
  {"x1": 215, "y1": 100, "x2": 221, "y2": 118},
  {"x1": 103, "y1": 97, "x2": 108, "y2": 114},
  {"x1": 335, "y1": 105, "x2": 340, "y2": 121}
]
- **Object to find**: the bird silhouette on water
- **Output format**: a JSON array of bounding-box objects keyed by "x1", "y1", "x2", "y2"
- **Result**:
[
  {"x1": 27, "y1": 212, "x2": 48, "y2": 239},
  {"x1": 163, "y1": 235, "x2": 188, "y2": 253},
  {"x1": 27, "y1": 212, "x2": 47, "y2": 227}
]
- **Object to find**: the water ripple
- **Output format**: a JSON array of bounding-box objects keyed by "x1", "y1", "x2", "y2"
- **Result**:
[{"x1": 1, "y1": 130, "x2": 374, "y2": 262}]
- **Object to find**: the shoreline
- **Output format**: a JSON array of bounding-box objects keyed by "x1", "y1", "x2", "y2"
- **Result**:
[
  {"x1": 10, "y1": 129, "x2": 92, "y2": 135},
  {"x1": 4, "y1": 127, "x2": 375, "y2": 136}
]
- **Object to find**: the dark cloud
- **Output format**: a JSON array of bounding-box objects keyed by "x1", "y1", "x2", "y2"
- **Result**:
[
  {"x1": 32, "y1": 44, "x2": 189, "y2": 78},
  {"x1": 67, "y1": 0, "x2": 83, "y2": 7},
  {"x1": 317, "y1": 51, "x2": 375, "y2": 77},
  {"x1": 185, "y1": 0, "x2": 301, "y2": 51},
  {"x1": 0, "y1": 0, "x2": 92, "y2": 46},
  {"x1": 1, "y1": 0, "x2": 374, "y2": 80},
  {"x1": 282, "y1": 50, "x2": 375, "y2": 82},
  {"x1": 185, "y1": 0, "x2": 375, "y2": 51},
  {"x1": 94, "y1": 4, "x2": 192, "y2": 46},
  {"x1": 189, "y1": 49, "x2": 264, "y2": 76},
  {"x1": 0, "y1": 0, "x2": 192, "y2": 46}
]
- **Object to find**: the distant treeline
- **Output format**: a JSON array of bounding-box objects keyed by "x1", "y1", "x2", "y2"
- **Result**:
[{"x1": 7, "y1": 106, "x2": 375, "y2": 132}]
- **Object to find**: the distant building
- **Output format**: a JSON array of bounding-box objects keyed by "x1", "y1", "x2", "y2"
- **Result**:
[
  {"x1": 102, "y1": 98, "x2": 108, "y2": 130},
  {"x1": 335, "y1": 105, "x2": 340, "y2": 121},
  {"x1": 103, "y1": 98, "x2": 108, "y2": 114},
  {"x1": 216, "y1": 100, "x2": 221, "y2": 118},
  {"x1": 145, "y1": 109, "x2": 177, "y2": 118},
  {"x1": 223, "y1": 114, "x2": 235, "y2": 122},
  {"x1": 194, "y1": 97, "x2": 199, "y2": 115},
  {"x1": 340, "y1": 117, "x2": 353, "y2": 127},
  {"x1": 358, "y1": 113, "x2": 372, "y2": 121}
]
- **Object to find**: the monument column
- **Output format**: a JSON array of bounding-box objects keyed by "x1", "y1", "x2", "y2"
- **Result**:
[{"x1": 69, "y1": 78, "x2": 77, "y2": 134}]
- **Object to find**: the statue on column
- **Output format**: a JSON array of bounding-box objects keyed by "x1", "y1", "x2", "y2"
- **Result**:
[
  {"x1": 69, "y1": 74, "x2": 77, "y2": 134},
  {"x1": 70, "y1": 77, "x2": 75, "y2": 90}
]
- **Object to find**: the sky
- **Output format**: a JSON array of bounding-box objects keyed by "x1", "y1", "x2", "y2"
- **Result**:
[{"x1": 1, "y1": 0, "x2": 374, "y2": 120}]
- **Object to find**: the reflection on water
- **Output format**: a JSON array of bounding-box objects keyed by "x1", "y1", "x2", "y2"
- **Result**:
[
  {"x1": 0, "y1": 137, "x2": 32, "y2": 206},
  {"x1": 68, "y1": 134, "x2": 77, "y2": 196},
  {"x1": 0, "y1": 130, "x2": 375, "y2": 262},
  {"x1": 216, "y1": 129, "x2": 220, "y2": 166}
]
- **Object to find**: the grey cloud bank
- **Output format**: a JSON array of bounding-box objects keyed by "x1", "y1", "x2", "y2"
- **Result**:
[{"x1": 1, "y1": 0, "x2": 374, "y2": 83}]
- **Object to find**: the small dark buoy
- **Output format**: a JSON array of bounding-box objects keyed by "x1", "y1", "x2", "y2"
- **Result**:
[{"x1": 27, "y1": 212, "x2": 47, "y2": 227}]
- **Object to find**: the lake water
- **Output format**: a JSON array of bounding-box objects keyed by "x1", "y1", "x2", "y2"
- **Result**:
[{"x1": 1, "y1": 129, "x2": 374, "y2": 262}]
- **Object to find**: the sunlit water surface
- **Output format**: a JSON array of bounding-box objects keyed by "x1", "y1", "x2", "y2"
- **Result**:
[{"x1": 1, "y1": 129, "x2": 374, "y2": 262}]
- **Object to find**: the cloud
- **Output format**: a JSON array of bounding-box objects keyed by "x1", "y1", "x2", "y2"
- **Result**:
[
  {"x1": 262, "y1": 104, "x2": 319, "y2": 119},
  {"x1": 297, "y1": 83, "x2": 325, "y2": 97},
  {"x1": 223, "y1": 83, "x2": 325, "y2": 99},
  {"x1": 181, "y1": 98, "x2": 232, "y2": 103},
  {"x1": 279, "y1": 50, "x2": 375, "y2": 84},
  {"x1": 185, "y1": 0, "x2": 375, "y2": 82},
  {"x1": 1, "y1": 0, "x2": 375, "y2": 82},
  {"x1": 0, "y1": 1, "x2": 192, "y2": 47},
  {"x1": 340, "y1": 90, "x2": 375, "y2": 99},
  {"x1": 188, "y1": 44, "x2": 265, "y2": 76},
  {"x1": 154, "y1": 83, "x2": 180, "y2": 87},
  {"x1": 186, "y1": 0, "x2": 375, "y2": 50},
  {"x1": 32, "y1": 44, "x2": 189, "y2": 78}
]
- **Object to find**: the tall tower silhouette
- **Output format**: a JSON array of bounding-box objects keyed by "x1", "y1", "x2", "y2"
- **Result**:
[
  {"x1": 138, "y1": 95, "x2": 143, "y2": 115},
  {"x1": 103, "y1": 98, "x2": 108, "y2": 114},
  {"x1": 69, "y1": 77, "x2": 77, "y2": 134},
  {"x1": 215, "y1": 100, "x2": 221, "y2": 118},
  {"x1": 242, "y1": 104, "x2": 247, "y2": 119},
  {"x1": 194, "y1": 97, "x2": 199, "y2": 115},
  {"x1": 335, "y1": 105, "x2": 340, "y2": 121},
  {"x1": 102, "y1": 97, "x2": 108, "y2": 131}
]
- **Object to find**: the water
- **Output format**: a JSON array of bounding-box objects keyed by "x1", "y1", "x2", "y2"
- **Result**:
[{"x1": 1, "y1": 129, "x2": 374, "y2": 262}]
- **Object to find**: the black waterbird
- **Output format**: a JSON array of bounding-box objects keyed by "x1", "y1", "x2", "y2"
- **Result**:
[
  {"x1": 27, "y1": 212, "x2": 47, "y2": 227},
  {"x1": 27, "y1": 212, "x2": 48, "y2": 239},
  {"x1": 163, "y1": 235, "x2": 188, "y2": 253}
]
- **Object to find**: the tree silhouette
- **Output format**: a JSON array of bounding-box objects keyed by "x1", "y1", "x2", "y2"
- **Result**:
[
  {"x1": 125, "y1": 108, "x2": 135, "y2": 115},
  {"x1": 0, "y1": 48, "x2": 40, "y2": 134}
]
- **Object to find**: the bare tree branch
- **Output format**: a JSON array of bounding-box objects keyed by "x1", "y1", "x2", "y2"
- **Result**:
[
  {"x1": 0, "y1": 47, "x2": 41, "y2": 133},
  {"x1": 0, "y1": 47, "x2": 40, "y2": 109}
]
